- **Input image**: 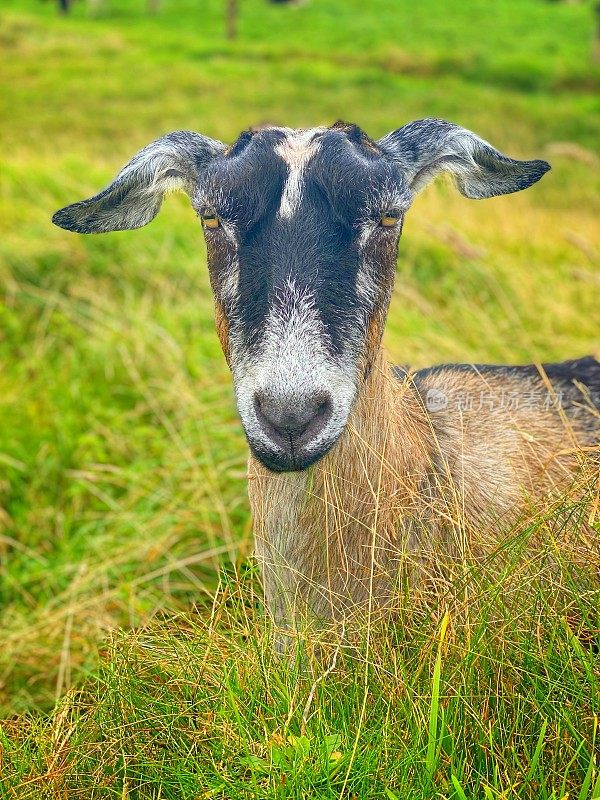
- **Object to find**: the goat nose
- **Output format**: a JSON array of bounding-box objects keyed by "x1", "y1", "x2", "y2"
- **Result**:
[{"x1": 254, "y1": 391, "x2": 332, "y2": 442}]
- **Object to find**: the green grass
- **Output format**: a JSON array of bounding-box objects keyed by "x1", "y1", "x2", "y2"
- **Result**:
[
  {"x1": 0, "y1": 0, "x2": 599, "y2": 796},
  {"x1": 2, "y1": 546, "x2": 599, "y2": 798}
]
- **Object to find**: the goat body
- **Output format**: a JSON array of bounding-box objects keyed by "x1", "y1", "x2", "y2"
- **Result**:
[{"x1": 51, "y1": 119, "x2": 599, "y2": 638}]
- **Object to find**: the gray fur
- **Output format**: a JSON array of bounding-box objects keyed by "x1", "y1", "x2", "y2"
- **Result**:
[
  {"x1": 378, "y1": 118, "x2": 550, "y2": 198},
  {"x1": 52, "y1": 131, "x2": 225, "y2": 233},
  {"x1": 52, "y1": 119, "x2": 550, "y2": 238}
]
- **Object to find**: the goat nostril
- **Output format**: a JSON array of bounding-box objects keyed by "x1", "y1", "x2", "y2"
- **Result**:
[{"x1": 316, "y1": 401, "x2": 329, "y2": 419}]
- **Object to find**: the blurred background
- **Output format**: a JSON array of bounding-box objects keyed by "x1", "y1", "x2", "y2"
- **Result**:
[{"x1": 0, "y1": 0, "x2": 599, "y2": 714}]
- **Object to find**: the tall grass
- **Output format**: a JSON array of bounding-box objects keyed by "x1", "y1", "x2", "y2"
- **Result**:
[{"x1": 3, "y1": 518, "x2": 599, "y2": 797}]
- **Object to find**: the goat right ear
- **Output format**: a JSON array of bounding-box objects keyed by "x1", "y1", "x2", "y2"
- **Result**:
[
  {"x1": 52, "y1": 131, "x2": 226, "y2": 233},
  {"x1": 378, "y1": 119, "x2": 550, "y2": 199}
]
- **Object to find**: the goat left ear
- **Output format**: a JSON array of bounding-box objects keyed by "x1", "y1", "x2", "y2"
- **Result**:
[
  {"x1": 378, "y1": 118, "x2": 550, "y2": 198},
  {"x1": 52, "y1": 130, "x2": 226, "y2": 233}
]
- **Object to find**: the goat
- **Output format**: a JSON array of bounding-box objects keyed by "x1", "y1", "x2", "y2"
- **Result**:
[{"x1": 53, "y1": 119, "x2": 600, "y2": 644}]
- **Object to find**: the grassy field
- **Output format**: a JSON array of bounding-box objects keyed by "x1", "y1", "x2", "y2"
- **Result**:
[{"x1": 1, "y1": 0, "x2": 599, "y2": 796}]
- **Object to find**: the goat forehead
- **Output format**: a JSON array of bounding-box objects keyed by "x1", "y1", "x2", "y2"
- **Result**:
[
  {"x1": 271, "y1": 126, "x2": 388, "y2": 179},
  {"x1": 207, "y1": 125, "x2": 402, "y2": 212},
  {"x1": 274, "y1": 127, "x2": 326, "y2": 160}
]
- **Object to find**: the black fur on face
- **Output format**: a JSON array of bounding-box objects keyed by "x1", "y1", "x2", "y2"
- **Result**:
[
  {"x1": 193, "y1": 123, "x2": 411, "y2": 470},
  {"x1": 198, "y1": 124, "x2": 410, "y2": 358}
]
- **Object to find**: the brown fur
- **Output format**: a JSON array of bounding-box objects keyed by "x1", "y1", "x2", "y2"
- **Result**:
[
  {"x1": 214, "y1": 300, "x2": 230, "y2": 364},
  {"x1": 249, "y1": 349, "x2": 599, "y2": 637}
]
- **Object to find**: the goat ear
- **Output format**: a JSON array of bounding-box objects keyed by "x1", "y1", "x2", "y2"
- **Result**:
[
  {"x1": 52, "y1": 131, "x2": 226, "y2": 233},
  {"x1": 378, "y1": 118, "x2": 550, "y2": 199}
]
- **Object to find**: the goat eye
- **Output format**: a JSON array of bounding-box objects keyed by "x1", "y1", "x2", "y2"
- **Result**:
[
  {"x1": 201, "y1": 213, "x2": 220, "y2": 229},
  {"x1": 380, "y1": 211, "x2": 401, "y2": 227}
]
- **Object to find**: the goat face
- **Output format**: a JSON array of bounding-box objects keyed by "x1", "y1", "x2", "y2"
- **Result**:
[
  {"x1": 53, "y1": 120, "x2": 549, "y2": 472},
  {"x1": 201, "y1": 123, "x2": 409, "y2": 471}
]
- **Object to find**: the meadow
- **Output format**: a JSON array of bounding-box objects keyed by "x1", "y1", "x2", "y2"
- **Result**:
[{"x1": 0, "y1": 0, "x2": 599, "y2": 796}]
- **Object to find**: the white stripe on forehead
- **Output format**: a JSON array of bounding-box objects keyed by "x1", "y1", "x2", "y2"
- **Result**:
[{"x1": 275, "y1": 128, "x2": 324, "y2": 219}]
